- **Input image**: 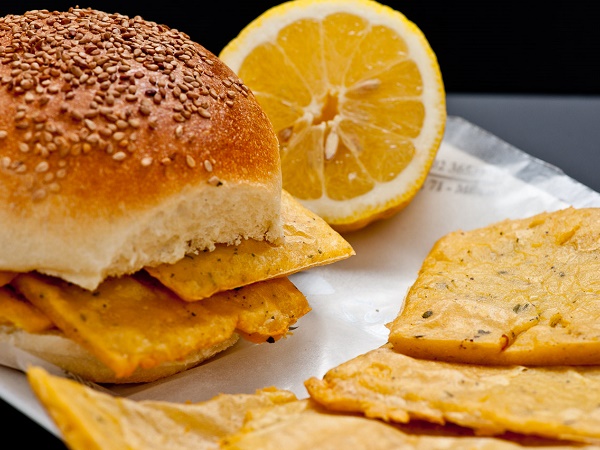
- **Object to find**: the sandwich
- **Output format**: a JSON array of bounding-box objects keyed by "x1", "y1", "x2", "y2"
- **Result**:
[{"x1": 0, "y1": 7, "x2": 354, "y2": 383}]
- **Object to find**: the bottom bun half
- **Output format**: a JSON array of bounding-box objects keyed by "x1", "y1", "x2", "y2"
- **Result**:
[{"x1": 0, "y1": 326, "x2": 239, "y2": 384}]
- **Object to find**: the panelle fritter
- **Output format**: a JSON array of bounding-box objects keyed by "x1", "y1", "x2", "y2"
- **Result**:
[
  {"x1": 30, "y1": 365, "x2": 594, "y2": 449},
  {"x1": 305, "y1": 345, "x2": 600, "y2": 445},
  {"x1": 388, "y1": 207, "x2": 600, "y2": 365}
]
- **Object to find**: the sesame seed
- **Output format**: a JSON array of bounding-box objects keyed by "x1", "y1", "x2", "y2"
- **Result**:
[
  {"x1": 116, "y1": 120, "x2": 129, "y2": 130},
  {"x1": 112, "y1": 131, "x2": 126, "y2": 141},
  {"x1": 186, "y1": 154, "x2": 196, "y2": 168},
  {"x1": 139, "y1": 102, "x2": 152, "y2": 115},
  {"x1": 32, "y1": 188, "x2": 47, "y2": 201},
  {"x1": 70, "y1": 110, "x2": 83, "y2": 121},
  {"x1": 203, "y1": 159, "x2": 213, "y2": 172},
  {"x1": 84, "y1": 118, "x2": 97, "y2": 131},
  {"x1": 35, "y1": 143, "x2": 49, "y2": 157},
  {"x1": 141, "y1": 156, "x2": 153, "y2": 166},
  {"x1": 85, "y1": 133, "x2": 99, "y2": 145},
  {"x1": 42, "y1": 131, "x2": 53, "y2": 142},
  {"x1": 112, "y1": 151, "x2": 127, "y2": 161},
  {"x1": 99, "y1": 127, "x2": 113, "y2": 138},
  {"x1": 35, "y1": 161, "x2": 49, "y2": 172}
]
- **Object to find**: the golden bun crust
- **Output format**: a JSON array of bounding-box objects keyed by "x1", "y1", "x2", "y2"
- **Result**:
[
  {"x1": 0, "y1": 8, "x2": 282, "y2": 289},
  {"x1": 1, "y1": 326, "x2": 240, "y2": 384}
]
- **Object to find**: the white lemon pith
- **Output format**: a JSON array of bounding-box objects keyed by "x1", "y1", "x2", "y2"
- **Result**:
[{"x1": 220, "y1": 0, "x2": 446, "y2": 232}]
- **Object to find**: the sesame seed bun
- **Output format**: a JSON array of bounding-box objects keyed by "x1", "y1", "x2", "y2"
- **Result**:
[{"x1": 0, "y1": 8, "x2": 282, "y2": 290}]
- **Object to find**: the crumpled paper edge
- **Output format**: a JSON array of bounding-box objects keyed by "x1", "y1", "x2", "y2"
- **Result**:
[{"x1": 445, "y1": 116, "x2": 600, "y2": 208}]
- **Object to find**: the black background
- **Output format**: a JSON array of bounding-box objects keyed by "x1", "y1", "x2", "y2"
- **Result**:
[
  {"x1": 0, "y1": 0, "x2": 599, "y2": 95},
  {"x1": 1, "y1": 2, "x2": 599, "y2": 449}
]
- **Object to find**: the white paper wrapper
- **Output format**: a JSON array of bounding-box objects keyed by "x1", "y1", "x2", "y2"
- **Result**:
[{"x1": 2, "y1": 116, "x2": 600, "y2": 437}]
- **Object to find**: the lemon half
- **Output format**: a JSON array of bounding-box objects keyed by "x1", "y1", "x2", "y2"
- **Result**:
[{"x1": 220, "y1": 0, "x2": 446, "y2": 232}]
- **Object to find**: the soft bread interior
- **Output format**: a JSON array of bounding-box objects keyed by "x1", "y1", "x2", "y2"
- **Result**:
[{"x1": 0, "y1": 181, "x2": 282, "y2": 291}]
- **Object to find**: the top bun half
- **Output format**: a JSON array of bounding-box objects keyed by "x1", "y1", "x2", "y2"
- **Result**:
[{"x1": 0, "y1": 8, "x2": 282, "y2": 290}]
